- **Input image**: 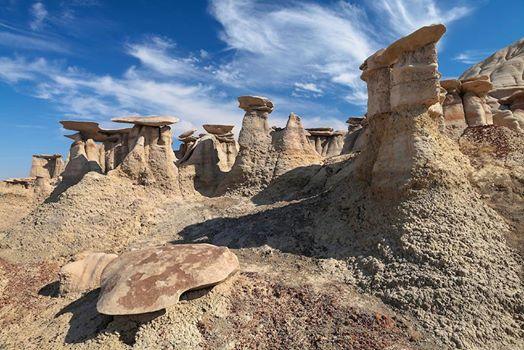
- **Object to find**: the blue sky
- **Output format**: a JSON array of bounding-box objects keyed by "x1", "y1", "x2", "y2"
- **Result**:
[{"x1": 0, "y1": 0, "x2": 523, "y2": 179}]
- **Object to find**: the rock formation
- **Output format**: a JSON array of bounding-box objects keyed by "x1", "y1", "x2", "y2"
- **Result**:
[
  {"x1": 177, "y1": 125, "x2": 239, "y2": 196},
  {"x1": 96, "y1": 244, "x2": 239, "y2": 315},
  {"x1": 460, "y1": 37, "x2": 524, "y2": 100},
  {"x1": 217, "y1": 97, "x2": 321, "y2": 195},
  {"x1": 58, "y1": 251, "x2": 118, "y2": 295},
  {"x1": 60, "y1": 121, "x2": 106, "y2": 184},
  {"x1": 496, "y1": 90, "x2": 524, "y2": 132},
  {"x1": 29, "y1": 154, "x2": 64, "y2": 180},
  {"x1": 111, "y1": 116, "x2": 180, "y2": 192},
  {"x1": 306, "y1": 127, "x2": 346, "y2": 157},
  {"x1": 341, "y1": 117, "x2": 367, "y2": 153}
]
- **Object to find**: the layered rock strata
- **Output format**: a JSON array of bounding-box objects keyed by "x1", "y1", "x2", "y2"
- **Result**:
[
  {"x1": 341, "y1": 117, "x2": 367, "y2": 153},
  {"x1": 29, "y1": 154, "x2": 64, "y2": 180}
]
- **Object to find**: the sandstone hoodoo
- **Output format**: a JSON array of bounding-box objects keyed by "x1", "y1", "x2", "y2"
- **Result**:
[
  {"x1": 177, "y1": 124, "x2": 239, "y2": 196},
  {"x1": 217, "y1": 97, "x2": 322, "y2": 195},
  {"x1": 110, "y1": 115, "x2": 181, "y2": 191},
  {"x1": 341, "y1": 116, "x2": 367, "y2": 153},
  {"x1": 96, "y1": 244, "x2": 239, "y2": 315},
  {"x1": 306, "y1": 127, "x2": 347, "y2": 157},
  {"x1": 29, "y1": 154, "x2": 64, "y2": 180}
]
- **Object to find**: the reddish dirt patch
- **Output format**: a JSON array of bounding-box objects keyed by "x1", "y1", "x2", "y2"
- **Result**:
[
  {"x1": 198, "y1": 272, "x2": 426, "y2": 350},
  {"x1": 0, "y1": 258, "x2": 60, "y2": 326}
]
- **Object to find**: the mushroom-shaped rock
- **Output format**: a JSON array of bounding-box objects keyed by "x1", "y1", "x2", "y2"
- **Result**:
[
  {"x1": 440, "y1": 79, "x2": 461, "y2": 92},
  {"x1": 96, "y1": 244, "x2": 239, "y2": 315},
  {"x1": 461, "y1": 79, "x2": 493, "y2": 95},
  {"x1": 238, "y1": 96, "x2": 274, "y2": 112},
  {"x1": 59, "y1": 252, "x2": 118, "y2": 295},
  {"x1": 60, "y1": 121, "x2": 106, "y2": 142},
  {"x1": 178, "y1": 129, "x2": 197, "y2": 140},
  {"x1": 202, "y1": 124, "x2": 235, "y2": 135},
  {"x1": 112, "y1": 115, "x2": 179, "y2": 127}
]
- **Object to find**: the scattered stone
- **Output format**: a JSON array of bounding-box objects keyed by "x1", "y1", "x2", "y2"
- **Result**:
[
  {"x1": 96, "y1": 244, "x2": 239, "y2": 315},
  {"x1": 59, "y1": 252, "x2": 118, "y2": 295}
]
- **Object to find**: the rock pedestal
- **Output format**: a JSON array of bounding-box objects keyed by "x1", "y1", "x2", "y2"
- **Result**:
[
  {"x1": 217, "y1": 97, "x2": 321, "y2": 196},
  {"x1": 306, "y1": 127, "x2": 346, "y2": 158},
  {"x1": 358, "y1": 24, "x2": 447, "y2": 197}
]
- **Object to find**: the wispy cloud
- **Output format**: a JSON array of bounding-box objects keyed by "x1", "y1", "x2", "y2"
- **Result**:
[
  {"x1": 453, "y1": 49, "x2": 492, "y2": 65},
  {"x1": 29, "y1": 2, "x2": 48, "y2": 30},
  {"x1": 368, "y1": 0, "x2": 473, "y2": 38}
]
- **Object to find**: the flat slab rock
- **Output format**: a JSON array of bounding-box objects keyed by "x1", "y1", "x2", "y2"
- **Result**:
[
  {"x1": 202, "y1": 124, "x2": 235, "y2": 135},
  {"x1": 96, "y1": 244, "x2": 239, "y2": 315},
  {"x1": 112, "y1": 115, "x2": 179, "y2": 127}
]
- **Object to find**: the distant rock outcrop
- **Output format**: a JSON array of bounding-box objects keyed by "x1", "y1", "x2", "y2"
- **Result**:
[
  {"x1": 306, "y1": 127, "x2": 346, "y2": 158},
  {"x1": 216, "y1": 97, "x2": 321, "y2": 195}
]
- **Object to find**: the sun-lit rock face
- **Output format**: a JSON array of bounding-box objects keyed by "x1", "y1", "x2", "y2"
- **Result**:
[
  {"x1": 460, "y1": 37, "x2": 524, "y2": 100},
  {"x1": 358, "y1": 24, "x2": 447, "y2": 196},
  {"x1": 96, "y1": 244, "x2": 239, "y2": 315}
]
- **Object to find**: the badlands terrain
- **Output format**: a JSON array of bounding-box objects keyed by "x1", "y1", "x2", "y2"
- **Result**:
[{"x1": 0, "y1": 25, "x2": 523, "y2": 350}]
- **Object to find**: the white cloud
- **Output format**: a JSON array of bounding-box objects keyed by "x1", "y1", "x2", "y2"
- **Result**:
[
  {"x1": 294, "y1": 82, "x2": 323, "y2": 94},
  {"x1": 369, "y1": 0, "x2": 473, "y2": 37},
  {"x1": 30, "y1": 2, "x2": 48, "y2": 30},
  {"x1": 453, "y1": 50, "x2": 491, "y2": 65}
]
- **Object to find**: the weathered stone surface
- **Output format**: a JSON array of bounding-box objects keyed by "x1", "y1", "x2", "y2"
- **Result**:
[
  {"x1": 493, "y1": 110, "x2": 524, "y2": 132},
  {"x1": 60, "y1": 121, "x2": 107, "y2": 142},
  {"x1": 97, "y1": 244, "x2": 239, "y2": 315},
  {"x1": 112, "y1": 115, "x2": 179, "y2": 127},
  {"x1": 361, "y1": 25, "x2": 445, "y2": 117},
  {"x1": 499, "y1": 90, "x2": 524, "y2": 110},
  {"x1": 463, "y1": 92, "x2": 488, "y2": 126},
  {"x1": 238, "y1": 96, "x2": 274, "y2": 112},
  {"x1": 460, "y1": 38, "x2": 524, "y2": 100},
  {"x1": 202, "y1": 124, "x2": 235, "y2": 135},
  {"x1": 342, "y1": 117, "x2": 366, "y2": 154},
  {"x1": 59, "y1": 252, "x2": 118, "y2": 295},
  {"x1": 178, "y1": 129, "x2": 197, "y2": 140},
  {"x1": 461, "y1": 78, "x2": 493, "y2": 95},
  {"x1": 177, "y1": 133, "x2": 239, "y2": 196},
  {"x1": 440, "y1": 79, "x2": 461, "y2": 92},
  {"x1": 29, "y1": 154, "x2": 64, "y2": 179}
]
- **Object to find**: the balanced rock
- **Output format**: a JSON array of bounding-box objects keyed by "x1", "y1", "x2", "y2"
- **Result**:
[
  {"x1": 59, "y1": 252, "x2": 118, "y2": 295},
  {"x1": 178, "y1": 129, "x2": 197, "y2": 140},
  {"x1": 202, "y1": 124, "x2": 235, "y2": 135},
  {"x1": 238, "y1": 96, "x2": 273, "y2": 112},
  {"x1": 60, "y1": 121, "x2": 107, "y2": 142},
  {"x1": 112, "y1": 115, "x2": 179, "y2": 127},
  {"x1": 96, "y1": 244, "x2": 239, "y2": 315}
]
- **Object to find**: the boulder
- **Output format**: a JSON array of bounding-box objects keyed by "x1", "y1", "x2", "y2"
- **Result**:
[
  {"x1": 461, "y1": 78, "x2": 493, "y2": 96},
  {"x1": 202, "y1": 124, "x2": 235, "y2": 135},
  {"x1": 60, "y1": 121, "x2": 107, "y2": 142},
  {"x1": 96, "y1": 244, "x2": 239, "y2": 315},
  {"x1": 440, "y1": 79, "x2": 461, "y2": 92},
  {"x1": 59, "y1": 252, "x2": 118, "y2": 295},
  {"x1": 112, "y1": 115, "x2": 179, "y2": 127}
]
